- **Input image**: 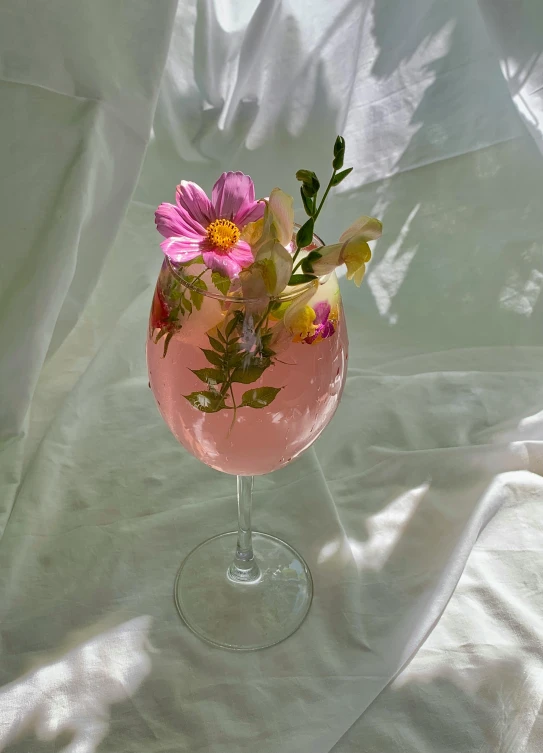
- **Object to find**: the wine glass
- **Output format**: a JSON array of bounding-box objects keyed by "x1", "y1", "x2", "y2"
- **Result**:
[{"x1": 146, "y1": 231, "x2": 348, "y2": 650}]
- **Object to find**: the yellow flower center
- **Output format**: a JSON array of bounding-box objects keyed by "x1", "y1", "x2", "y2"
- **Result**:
[{"x1": 206, "y1": 219, "x2": 240, "y2": 251}]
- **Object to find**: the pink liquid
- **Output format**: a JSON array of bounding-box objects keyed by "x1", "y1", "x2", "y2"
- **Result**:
[{"x1": 147, "y1": 279, "x2": 348, "y2": 476}]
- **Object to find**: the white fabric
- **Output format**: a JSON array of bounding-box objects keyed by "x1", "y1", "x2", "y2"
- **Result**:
[{"x1": 1, "y1": 1, "x2": 543, "y2": 752}]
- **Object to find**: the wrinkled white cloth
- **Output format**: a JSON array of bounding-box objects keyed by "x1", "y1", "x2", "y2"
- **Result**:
[{"x1": 1, "y1": 1, "x2": 543, "y2": 752}]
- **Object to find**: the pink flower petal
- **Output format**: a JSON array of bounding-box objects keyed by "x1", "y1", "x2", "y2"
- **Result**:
[
  {"x1": 212, "y1": 172, "x2": 257, "y2": 223},
  {"x1": 235, "y1": 199, "x2": 265, "y2": 228},
  {"x1": 155, "y1": 202, "x2": 207, "y2": 239},
  {"x1": 228, "y1": 240, "x2": 255, "y2": 268},
  {"x1": 313, "y1": 301, "x2": 331, "y2": 325},
  {"x1": 202, "y1": 249, "x2": 242, "y2": 280},
  {"x1": 176, "y1": 181, "x2": 215, "y2": 228},
  {"x1": 161, "y1": 236, "x2": 204, "y2": 263}
]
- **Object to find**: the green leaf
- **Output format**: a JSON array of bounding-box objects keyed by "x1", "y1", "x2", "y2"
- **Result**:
[
  {"x1": 217, "y1": 329, "x2": 227, "y2": 344},
  {"x1": 241, "y1": 386, "x2": 281, "y2": 409},
  {"x1": 301, "y1": 250, "x2": 322, "y2": 274},
  {"x1": 333, "y1": 135, "x2": 345, "y2": 169},
  {"x1": 300, "y1": 186, "x2": 313, "y2": 217},
  {"x1": 296, "y1": 218, "x2": 314, "y2": 249},
  {"x1": 227, "y1": 356, "x2": 243, "y2": 370},
  {"x1": 231, "y1": 367, "x2": 265, "y2": 384},
  {"x1": 226, "y1": 313, "x2": 241, "y2": 338},
  {"x1": 168, "y1": 284, "x2": 181, "y2": 301},
  {"x1": 231, "y1": 359, "x2": 271, "y2": 384},
  {"x1": 163, "y1": 331, "x2": 174, "y2": 358},
  {"x1": 207, "y1": 335, "x2": 225, "y2": 353},
  {"x1": 226, "y1": 343, "x2": 242, "y2": 360},
  {"x1": 167, "y1": 305, "x2": 181, "y2": 322},
  {"x1": 184, "y1": 391, "x2": 226, "y2": 413},
  {"x1": 183, "y1": 296, "x2": 193, "y2": 314},
  {"x1": 212, "y1": 272, "x2": 231, "y2": 296},
  {"x1": 201, "y1": 349, "x2": 224, "y2": 367},
  {"x1": 289, "y1": 273, "x2": 316, "y2": 285},
  {"x1": 154, "y1": 327, "x2": 167, "y2": 343},
  {"x1": 191, "y1": 368, "x2": 225, "y2": 385},
  {"x1": 330, "y1": 167, "x2": 353, "y2": 186},
  {"x1": 193, "y1": 277, "x2": 208, "y2": 291},
  {"x1": 190, "y1": 289, "x2": 203, "y2": 311}
]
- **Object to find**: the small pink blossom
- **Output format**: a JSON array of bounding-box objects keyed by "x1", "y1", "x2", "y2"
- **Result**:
[{"x1": 155, "y1": 172, "x2": 265, "y2": 279}]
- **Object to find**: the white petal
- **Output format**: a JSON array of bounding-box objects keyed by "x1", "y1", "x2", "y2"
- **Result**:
[
  {"x1": 311, "y1": 243, "x2": 343, "y2": 275},
  {"x1": 268, "y1": 188, "x2": 294, "y2": 247},
  {"x1": 255, "y1": 239, "x2": 293, "y2": 295},
  {"x1": 339, "y1": 216, "x2": 382, "y2": 243}
]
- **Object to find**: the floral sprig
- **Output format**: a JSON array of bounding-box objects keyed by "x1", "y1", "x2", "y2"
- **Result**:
[
  {"x1": 290, "y1": 135, "x2": 351, "y2": 278},
  {"x1": 151, "y1": 138, "x2": 382, "y2": 412},
  {"x1": 289, "y1": 136, "x2": 381, "y2": 286},
  {"x1": 154, "y1": 136, "x2": 382, "y2": 301},
  {"x1": 185, "y1": 309, "x2": 281, "y2": 419}
]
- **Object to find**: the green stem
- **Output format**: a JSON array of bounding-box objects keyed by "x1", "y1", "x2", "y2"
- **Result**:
[
  {"x1": 254, "y1": 303, "x2": 272, "y2": 334},
  {"x1": 292, "y1": 170, "x2": 336, "y2": 269},
  {"x1": 219, "y1": 323, "x2": 239, "y2": 400},
  {"x1": 228, "y1": 383, "x2": 238, "y2": 433},
  {"x1": 313, "y1": 170, "x2": 336, "y2": 223},
  {"x1": 291, "y1": 244, "x2": 303, "y2": 265}
]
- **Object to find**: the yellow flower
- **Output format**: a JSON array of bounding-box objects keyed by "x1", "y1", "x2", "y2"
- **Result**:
[
  {"x1": 310, "y1": 215, "x2": 381, "y2": 287},
  {"x1": 282, "y1": 279, "x2": 319, "y2": 338},
  {"x1": 342, "y1": 237, "x2": 373, "y2": 287},
  {"x1": 288, "y1": 305, "x2": 317, "y2": 341}
]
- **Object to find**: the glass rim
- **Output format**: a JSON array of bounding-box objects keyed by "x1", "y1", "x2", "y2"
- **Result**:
[{"x1": 167, "y1": 227, "x2": 326, "y2": 303}]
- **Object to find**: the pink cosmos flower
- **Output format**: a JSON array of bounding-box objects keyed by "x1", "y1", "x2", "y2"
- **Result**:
[{"x1": 155, "y1": 172, "x2": 265, "y2": 279}]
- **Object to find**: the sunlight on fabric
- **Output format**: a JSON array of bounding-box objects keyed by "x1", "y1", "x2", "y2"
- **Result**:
[
  {"x1": 392, "y1": 649, "x2": 543, "y2": 753},
  {"x1": 499, "y1": 266, "x2": 543, "y2": 317},
  {"x1": 348, "y1": 482, "x2": 429, "y2": 572},
  {"x1": 502, "y1": 54, "x2": 543, "y2": 142},
  {"x1": 316, "y1": 483, "x2": 429, "y2": 571},
  {"x1": 317, "y1": 538, "x2": 341, "y2": 565},
  {"x1": 0, "y1": 616, "x2": 153, "y2": 753},
  {"x1": 518, "y1": 408, "x2": 543, "y2": 431},
  {"x1": 367, "y1": 204, "x2": 420, "y2": 323}
]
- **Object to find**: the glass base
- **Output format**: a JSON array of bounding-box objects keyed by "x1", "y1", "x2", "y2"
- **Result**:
[{"x1": 174, "y1": 532, "x2": 313, "y2": 650}]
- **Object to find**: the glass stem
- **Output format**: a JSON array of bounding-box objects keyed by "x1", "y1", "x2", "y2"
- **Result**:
[{"x1": 227, "y1": 476, "x2": 261, "y2": 583}]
